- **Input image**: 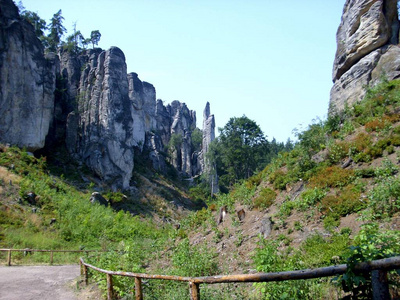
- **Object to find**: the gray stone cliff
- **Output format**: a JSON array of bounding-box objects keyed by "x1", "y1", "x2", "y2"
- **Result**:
[
  {"x1": 0, "y1": 0, "x2": 215, "y2": 190},
  {"x1": 0, "y1": 0, "x2": 56, "y2": 150},
  {"x1": 201, "y1": 102, "x2": 218, "y2": 194},
  {"x1": 330, "y1": 0, "x2": 400, "y2": 113}
]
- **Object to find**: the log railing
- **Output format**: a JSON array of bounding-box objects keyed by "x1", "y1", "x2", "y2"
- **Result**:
[
  {"x1": 0, "y1": 248, "x2": 94, "y2": 266},
  {"x1": 79, "y1": 255, "x2": 400, "y2": 300}
]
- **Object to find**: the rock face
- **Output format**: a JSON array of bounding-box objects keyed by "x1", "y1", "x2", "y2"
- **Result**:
[
  {"x1": 0, "y1": 0, "x2": 215, "y2": 190},
  {"x1": 330, "y1": 0, "x2": 400, "y2": 113},
  {"x1": 0, "y1": 0, "x2": 56, "y2": 150},
  {"x1": 201, "y1": 102, "x2": 218, "y2": 194}
]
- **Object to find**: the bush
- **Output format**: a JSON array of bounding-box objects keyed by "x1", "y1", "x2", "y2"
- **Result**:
[
  {"x1": 320, "y1": 185, "x2": 364, "y2": 218},
  {"x1": 309, "y1": 166, "x2": 354, "y2": 189},
  {"x1": 366, "y1": 176, "x2": 400, "y2": 219},
  {"x1": 295, "y1": 188, "x2": 326, "y2": 211},
  {"x1": 253, "y1": 187, "x2": 276, "y2": 209},
  {"x1": 336, "y1": 224, "x2": 400, "y2": 299}
]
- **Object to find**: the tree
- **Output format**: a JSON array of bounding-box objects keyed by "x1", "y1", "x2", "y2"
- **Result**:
[
  {"x1": 64, "y1": 29, "x2": 85, "y2": 54},
  {"x1": 90, "y1": 30, "x2": 101, "y2": 48},
  {"x1": 213, "y1": 115, "x2": 268, "y2": 186},
  {"x1": 18, "y1": 3, "x2": 47, "y2": 43},
  {"x1": 47, "y1": 9, "x2": 66, "y2": 52}
]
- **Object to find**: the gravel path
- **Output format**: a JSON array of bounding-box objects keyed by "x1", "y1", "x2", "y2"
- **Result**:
[{"x1": 0, "y1": 265, "x2": 81, "y2": 300}]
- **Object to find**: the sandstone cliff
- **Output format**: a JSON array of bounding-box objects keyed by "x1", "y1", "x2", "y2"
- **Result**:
[
  {"x1": 0, "y1": 0, "x2": 56, "y2": 150},
  {"x1": 330, "y1": 0, "x2": 400, "y2": 113},
  {"x1": 0, "y1": 0, "x2": 215, "y2": 190}
]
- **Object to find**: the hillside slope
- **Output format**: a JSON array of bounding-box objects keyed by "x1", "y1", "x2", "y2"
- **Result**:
[{"x1": 1, "y1": 80, "x2": 400, "y2": 299}]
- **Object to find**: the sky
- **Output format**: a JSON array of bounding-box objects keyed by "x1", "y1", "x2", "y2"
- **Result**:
[{"x1": 20, "y1": 0, "x2": 345, "y2": 143}]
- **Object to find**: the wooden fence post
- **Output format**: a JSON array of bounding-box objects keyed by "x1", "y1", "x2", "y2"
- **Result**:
[
  {"x1": 7, "y1": 250, "x2": 11, "y2": 266},
  {"x1": 371, "y1": 270, "x2": 390, "y2": 300},
  {"x1": 189, "y1": 281, "x2": 200, "y2": 300},
  {"x1": 135, "y1": 277, "x2": 143, "y2": 300},
  {"x1": 107, "y1": 274, "x2": 114, "y2": 300},
  {"x1": 82, "y1": 264, "x2": 88, "y2": 285},
  {"x1": 50, "y1": 251, "x2": 54, "y2": 265}
]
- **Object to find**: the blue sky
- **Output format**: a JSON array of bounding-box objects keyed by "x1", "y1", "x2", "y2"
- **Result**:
[{"x1": 20, "y1": 0, "x2": 345, "y2": 142}]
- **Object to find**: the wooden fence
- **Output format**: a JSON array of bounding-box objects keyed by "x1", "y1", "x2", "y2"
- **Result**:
[
  {"x1": 80, "y1": 255, "x2": 400, "y2": 300},
  {"x1": 0, "y1": 248, "x2": 94, "y2": 266}
]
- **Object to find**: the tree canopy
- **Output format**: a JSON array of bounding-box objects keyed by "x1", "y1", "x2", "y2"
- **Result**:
[
  {"x1": 207, "y1": 115, "x2": 292, "y2": 189},
  {"x1": 47, "y1": 9, "x2": 66, "y2": 52}
]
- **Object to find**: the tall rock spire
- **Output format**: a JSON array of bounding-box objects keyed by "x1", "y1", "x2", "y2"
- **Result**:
[{"x1": 201, "y1": 102, "x2": 218, "y2": 195}]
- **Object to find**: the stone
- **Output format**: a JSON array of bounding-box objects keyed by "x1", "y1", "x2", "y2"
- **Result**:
[
  {"x1": 330, "y1": 0, "x2": 399, "y2": 113},
  {"x1": 260, "y1": 217, "x2": 272, "y2": 238},
  {"x1": 74, "y1": 47, "x2": 135, "y2": 190},
  {"x1": 330, "y1": 49, "x2": 381, "y2": 113},
  {"x1": 200, "y1": 102, "x2": 218, "y2": 194},
  {"x1": 371, "y1": 45, "x2": 400, "y2": 83},
  {"x1": 89, "y1": 192, "x2": 108, "y2": 206},
  {"x1": 0, "y1": 0, "x2": 56, "y2": 151}
]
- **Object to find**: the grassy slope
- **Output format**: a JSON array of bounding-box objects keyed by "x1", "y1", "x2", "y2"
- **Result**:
[{"x1": 0, "y1": 79, "x2": 400, "y2": 299}]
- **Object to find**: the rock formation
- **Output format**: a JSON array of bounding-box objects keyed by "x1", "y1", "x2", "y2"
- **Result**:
[
  {"x1": 0, "y1": 0, "x2": 56, "y2": 150},
  {"x1": 201, "y1": 102, "x2": 218, "y2": 194},
  {"x1": 330, "y1": 0, "x2": 400, "y2": 113},
  {"x1": 67, "y1": 47, "x2": 135, "y2": 190},
  {"x1": 0, "y1": 0, "x2": 216, "y2": 190}
]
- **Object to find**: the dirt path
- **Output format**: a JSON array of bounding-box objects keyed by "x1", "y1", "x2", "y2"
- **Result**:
[{"x1": 0, "y1": 265, "x2": 81, "y2": 300}]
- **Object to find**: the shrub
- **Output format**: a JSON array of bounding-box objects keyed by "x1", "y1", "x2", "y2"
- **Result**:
[
  {"x1": 253, "y1": 187, "x2": 276, "y2": 209},
  {"x1": 269, "y1": 169, "x2": 289, "y2": 190},
  {"x1": 336, "y1": 224, "x2": 400, "y2": 299},
  {"x1": 349, "y1": 132, "x2": 371, "y2": 155},
  {"x1": 320, "y1": 185, "x2": 364, "y2": 218},
  {"x1": 172, "y1": 238, "x2": 218, "y2": 277},
  {"x1": 366, "y1": 176, "x2": 400, "y2": 219},
  {"x1": 327, "y1": 141, "x2": 349, "y2": 164},
  {"x1": 309, "y1": 166, "x2": 354, "y2": 189},
  {"x1": 253, "y1": 237, "x2": 337, "y2": 299},
  {"x1": 295, "y1": 188, "x2": 326, "y2": 211}
]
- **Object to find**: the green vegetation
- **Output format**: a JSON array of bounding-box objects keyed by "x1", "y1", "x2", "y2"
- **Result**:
[
  {"x1": 18, "y1": 2, "x2": 101, "y2": 54},
  {"x1": 2, "y1": 72, "x2": 400, "y2": 298},
  {"x1": 208, "y1": 115, "x2": 293, "y2": 190}
]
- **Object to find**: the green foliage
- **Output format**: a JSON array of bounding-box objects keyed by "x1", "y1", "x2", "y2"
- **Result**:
[
  {"x1": 327, "y1": 140, "x2": 349, "y2": 164},
  {"x1": 365, "y1": 176, "x2": 400, "y2": 219},
  {"x1": 320, "y1": 184, "x2": 364, "y2": 220},
  {"x1": 309, "y1": 166, "x2": 354, "y2": 189},
  {"x1": 295, "y1": 187, "x2": 326, "y2": 211},
  {"x1": 172, "y1": 238, "x2": 219, "y2": 277},
  {"x1": 47, "y1": 9, "x2": 66, "y2": 52},
  {"x1": 253, "y1": 236, "x2": 342, "y2": 299},
  {"x1": 230, "y1": 182, "x2": 256, "y2": 207},
  {"x1": 89, "y1": 30, "x2": 101, "y2": 48},
  {"x1": 336, "y1": 224, "x2": 400, "y2": 299},
  {"x1": 191, "y1": 127, "x2": 203, "y2": 152},
  {"x1": 253, "y1": 187, "x2": 276, "y2": 209},
  {"x1": 294, "y1": 117, "x2": 328, "y2": 154},
  {"x1": 214, "y1": 115, "x2": 268, "y2": 186}
]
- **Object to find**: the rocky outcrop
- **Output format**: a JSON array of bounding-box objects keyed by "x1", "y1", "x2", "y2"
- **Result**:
[
  {"x1": 330, "y1": 0, "x2": 399, "y2": 113},
  {"x1": 201, "y1": 102, "x2": 218, "y2": 194},
  {"x1": 0, "y1": 0, "x2": 56, "y2": 150},
  {"x1": 0, "y1": 0, "x2": 214, "y2": 190},
  {"x1": 68, "y1": 47, "x2": 135, "y2": 190},
  {"x1": 128, "y1": 72, "x2": 156, "y2": 149}
]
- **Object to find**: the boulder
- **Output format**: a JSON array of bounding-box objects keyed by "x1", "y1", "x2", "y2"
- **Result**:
[{"x1": 89, "y1": 192, "x2": 108, "y2": 206}]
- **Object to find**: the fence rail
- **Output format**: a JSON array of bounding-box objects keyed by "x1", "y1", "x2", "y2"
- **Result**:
[
  {"x1": 80, "y1": 256, "x2": 400, "y2": 300},
  {"x1": 0, "y1": 248, "x2": 96, "y2": 266}
]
